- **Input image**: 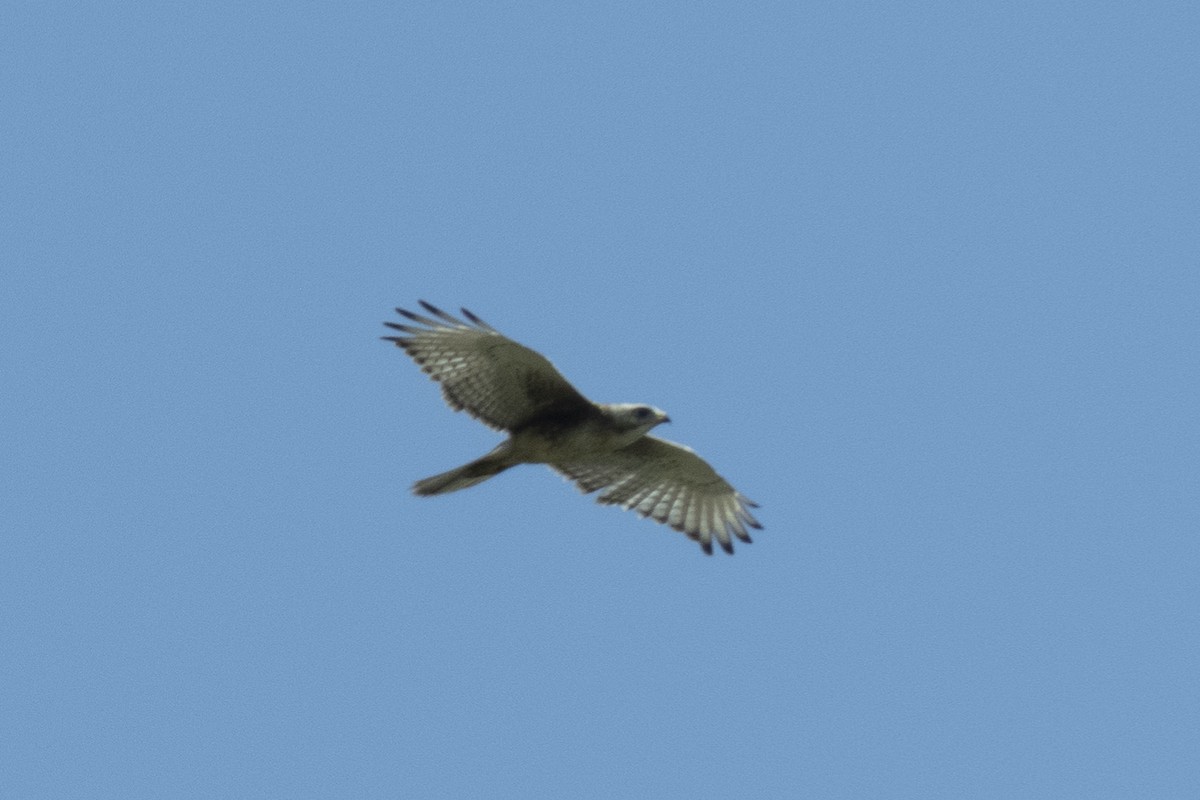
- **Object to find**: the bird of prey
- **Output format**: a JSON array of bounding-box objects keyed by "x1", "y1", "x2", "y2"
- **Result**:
[{"x1": 382, "y1": 301, "x2": 761, "y2": 554}]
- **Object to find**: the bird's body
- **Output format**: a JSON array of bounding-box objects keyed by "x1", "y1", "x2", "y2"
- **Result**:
[
  {"x1": 411, "y1": 402, "x2": 666, "y2": 495},
  {"x1": 383, "y1": 301, "x2": 761, "y2": 554}
]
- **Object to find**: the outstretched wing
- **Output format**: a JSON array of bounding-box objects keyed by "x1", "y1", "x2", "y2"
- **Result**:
[
  {"x1": 553, "y1": 437, "x2": 761, "y2": 555},
  {"x1": 383, "y1": 301, "x2": 596, "y2": 432}
]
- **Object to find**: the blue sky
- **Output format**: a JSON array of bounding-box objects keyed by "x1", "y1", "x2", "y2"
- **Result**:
[{"x1": 4, "y1": 2, "x2": 1198, "y2": 797}]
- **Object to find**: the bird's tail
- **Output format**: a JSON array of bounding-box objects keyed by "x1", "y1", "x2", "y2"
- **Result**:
[{"x1": 412, "y1": 451, "x2": 512, "y2": 496}]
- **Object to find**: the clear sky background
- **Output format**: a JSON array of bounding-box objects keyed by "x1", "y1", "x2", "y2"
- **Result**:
[{"x1": 4, "y1": 3, "x2": 1198, "y2": 797}]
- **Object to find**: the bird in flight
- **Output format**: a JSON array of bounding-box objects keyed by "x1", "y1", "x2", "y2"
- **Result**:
[{"x1": 382, "y1": 301, "x2": 761, "y2": 554}]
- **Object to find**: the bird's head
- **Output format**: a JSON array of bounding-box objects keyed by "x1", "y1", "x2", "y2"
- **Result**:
[{"x1": 603, "y1": 403, "x2": 671, "y2": 436}]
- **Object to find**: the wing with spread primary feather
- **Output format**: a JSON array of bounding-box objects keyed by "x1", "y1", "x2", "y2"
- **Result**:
[
  {"x1": 383, "y1": 301, "x2": 595, "y2": 432},
  {"x1": 553, "y1": 436, "x2": 761, "y2": 555}
]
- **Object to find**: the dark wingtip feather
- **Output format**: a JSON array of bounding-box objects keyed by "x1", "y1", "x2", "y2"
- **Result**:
[
  {"x1": 419, "y1": 300, "x2": 464, "y2": 325},
  {"x1": 460, "y1": 307, "x2": 492, "y2": 329}
]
